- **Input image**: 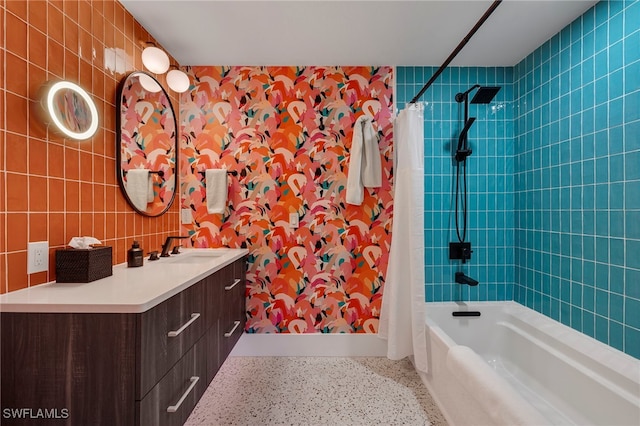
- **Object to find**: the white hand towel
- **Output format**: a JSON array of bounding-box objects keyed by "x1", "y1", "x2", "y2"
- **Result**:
[
  {"x1": 206, "y1": 169, "x2": 228, "y2": 214},
  {"x1": 126, "y1": 169, "x2": 151, "y2": 211},
  {"x1": 147, "y1": 173, "x2": 155, "y2": 203},
  {"x1": 346, "y1": 116, "x2": 381, "y2": 205},
  {"x1": 360, "y1": 116, "x2": 382, "y2": 188}
]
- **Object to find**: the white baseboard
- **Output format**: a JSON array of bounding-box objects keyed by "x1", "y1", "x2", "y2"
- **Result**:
[{"x1": 229, "y1": 333, "x2": 388, "y2": 357}]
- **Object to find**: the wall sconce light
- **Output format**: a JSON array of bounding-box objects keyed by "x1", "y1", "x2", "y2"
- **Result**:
[
  {"x1": 141, "y1": 43, "x2": 170, "y2": 74},
  {"x1": 140, "y1": 42, "x2": 190, "y2": 93},
  {"x1": 138, "y1": 73, "x2": 163, "y2": 93},
  {"x1": 166, "y1": 65, "x2": 190, "y2": 93}
]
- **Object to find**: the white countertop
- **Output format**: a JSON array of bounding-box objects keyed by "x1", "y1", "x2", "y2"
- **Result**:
[{"x1": 0, "y1": 248, "x2": 248, "y2": 314}]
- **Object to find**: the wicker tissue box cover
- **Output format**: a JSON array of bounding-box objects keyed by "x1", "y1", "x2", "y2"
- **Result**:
[{"x1": 55, "y1": 246, "x2": 113, "y2": 283}]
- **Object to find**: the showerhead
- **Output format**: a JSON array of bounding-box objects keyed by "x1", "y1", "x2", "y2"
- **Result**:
[
  {"x1": 470, "y1": 86, "x2": 501, "y2": 104},
  {"x1": 455, "y1": 85, "x2": 501, "y2": 104}
]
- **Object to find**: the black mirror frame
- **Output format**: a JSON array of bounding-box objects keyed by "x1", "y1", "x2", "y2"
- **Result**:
[{"x1": 115, "y1": 71, "x2": 178, "y2": 217}]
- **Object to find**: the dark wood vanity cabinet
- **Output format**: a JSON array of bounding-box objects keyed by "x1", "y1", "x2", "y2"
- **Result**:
[
  {"x1": 1, "y1": 313, "x2": 138, "y2": 425},
  {"x1": 0, "y1": 256, "x2": 247, "y2": 426}
]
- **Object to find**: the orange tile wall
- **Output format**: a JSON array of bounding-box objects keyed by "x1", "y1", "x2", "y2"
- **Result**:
[{"x1": 0, "y1": 0, "x2": 181, "y2": 293}]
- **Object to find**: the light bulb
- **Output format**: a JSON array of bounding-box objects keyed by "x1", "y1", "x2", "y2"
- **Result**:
[
  {"x1": 167, "y1": 69, "x2": 190, "y2": 93},
  {"x1": 141, "y1": 46, "x2": 170, "y2": 74},
  {"x1": 138, "y1": 73, "x2": 162, "y2": 93}
]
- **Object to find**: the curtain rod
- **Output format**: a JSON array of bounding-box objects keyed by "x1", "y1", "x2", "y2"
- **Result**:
[{"x1": 409, "y1": 0, "x2": 503, "y2": 104}]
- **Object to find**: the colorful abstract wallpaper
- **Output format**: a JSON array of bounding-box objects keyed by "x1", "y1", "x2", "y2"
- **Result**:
[{"x1": 180, "y1": 66, "x2": 394, "y2": 333}]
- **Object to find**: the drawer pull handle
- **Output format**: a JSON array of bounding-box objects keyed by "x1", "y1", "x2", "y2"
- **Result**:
[
  {"x1": 224, "y1": 320, "x2": 241, "y2": 337},
  {"x1": 167, "y1": 313, "x2": 200, "y2": 337},
  {"x1": 166, "y1": 376, "x2": 199, "y2": 413},
  {"x1": 225, "y1": 279, "x2": 242, "y2": 291}
]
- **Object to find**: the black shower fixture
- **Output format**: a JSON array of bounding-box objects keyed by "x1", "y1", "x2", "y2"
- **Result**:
[
  {"x1": 454, "y1": 85, "x2": 502, "y2": 163},
  {"x1": 470, "y1": 86, "x2": 501, "y2": 104},
  {"x1": 455, "y1": 117, "x2": 476, "y2": 162},
  {"x1": 455, "y1": 84, "x2": 479, "y2": 103},
  {"x1": 454, "y1": 85, "x2": 501, "y2": 104},
  {"x1": 455, "y1": 272, "x2": 479, "y2": 286},
  {"x1": 449, "y1": 84, "x2": 502, "y2": 266}
]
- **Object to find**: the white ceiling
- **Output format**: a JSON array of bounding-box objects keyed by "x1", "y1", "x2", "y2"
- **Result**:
[{"x1": 120, "y1": 0, "x2": 598, "y2": 67}]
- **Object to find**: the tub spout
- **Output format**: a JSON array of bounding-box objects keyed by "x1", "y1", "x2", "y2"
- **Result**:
[{"x1": 455, "y1": 272, "x2": 479, "y2": 286}]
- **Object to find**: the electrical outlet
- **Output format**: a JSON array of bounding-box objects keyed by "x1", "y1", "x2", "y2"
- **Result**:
[
  {"x1": 28, "y1": 241, "x2": 49, "y2": 274},
  {"x1": 289, "y1": 213, "x2": 299, "y2": 228},
  {"x1": 181, "y1": 208, "x2": 193, "y2": 224}
]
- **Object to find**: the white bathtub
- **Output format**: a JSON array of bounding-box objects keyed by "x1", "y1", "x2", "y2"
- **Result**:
[{"x1": 419, "y1": 301, "x2": 640, "y2": 426}]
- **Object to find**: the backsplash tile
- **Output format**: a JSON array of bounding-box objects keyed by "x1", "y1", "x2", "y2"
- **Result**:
[{"x1": 0, "y1": 0, "x2": 181, "y2": 293}]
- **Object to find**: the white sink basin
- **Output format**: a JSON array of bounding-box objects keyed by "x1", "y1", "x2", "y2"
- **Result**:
[{"x1": 164, "y1": 250, "x2": 227, "y2": 264}]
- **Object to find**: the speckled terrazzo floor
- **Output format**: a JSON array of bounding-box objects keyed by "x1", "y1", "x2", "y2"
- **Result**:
[{"x1": 185, "y1": 357, "x2": 448, "y2": 426}]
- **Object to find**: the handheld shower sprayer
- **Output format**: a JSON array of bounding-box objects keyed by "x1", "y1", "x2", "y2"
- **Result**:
[{"x1": 456, "y1": 117, "x2": 476, "y2": 162}]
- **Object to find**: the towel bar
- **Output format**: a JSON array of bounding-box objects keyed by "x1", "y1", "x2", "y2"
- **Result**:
[
  {"x1": 196, "y1": 169, "x2": 237, "y2": 178},
  {"x1": 123, "y1": 170, "x2": 164, "y2": 177}
]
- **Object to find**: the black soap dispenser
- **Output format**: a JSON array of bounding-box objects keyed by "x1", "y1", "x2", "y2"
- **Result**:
[{"x1": 127, "y1": 241, "x2": 144, "y2": 267}]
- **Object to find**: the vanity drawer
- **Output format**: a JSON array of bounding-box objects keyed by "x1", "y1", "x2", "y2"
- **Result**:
[
  {"x1": 203, "y1": 257, "x2": 246, "y2": 381},
  {"x1": 203, "y1": 267, "x2": 226, "y2": 329},
  {"x1": 220, "y1": 258, "x2": 247, "y2": 359},
  {"x1": 203, "y1": 263, "x2": 230, "y2": 382},
  {"x1": 137, "y1": 279, "x2": 205, "y2": 399},
  {"x1": 137, "y1": 338, "x2": 207, "y2": 426}
]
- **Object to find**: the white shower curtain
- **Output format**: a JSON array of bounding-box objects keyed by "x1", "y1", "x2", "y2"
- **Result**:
[{"x1": 378, "y1": 103, "x2": 427, "y2": 372}]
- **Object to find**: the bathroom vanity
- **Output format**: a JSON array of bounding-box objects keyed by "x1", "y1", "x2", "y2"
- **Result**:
[{"x1": 0, "y1": 248, "x2": 248, "y2": 426}]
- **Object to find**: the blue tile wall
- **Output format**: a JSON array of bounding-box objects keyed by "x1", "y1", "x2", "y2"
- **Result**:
[
  {"x1": 395, "y1": 67, "x2": 515, "y2": 303},
  {"x1": 513, "y1": 0, "x2": 640, "y2": 358},
  {"x1": 397, "y1": 1, "x2": 640, "y2": 358}
]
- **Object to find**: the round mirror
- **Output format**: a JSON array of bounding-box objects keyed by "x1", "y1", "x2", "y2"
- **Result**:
[
  {"x1": 116, "y1": 72, "x2": 177, "y2": 216},
  {"x1": 41, "y1": 81, "x2": 99, "y2": 140}
]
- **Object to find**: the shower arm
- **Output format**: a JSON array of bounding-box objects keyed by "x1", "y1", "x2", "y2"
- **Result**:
[{"x1": 454, "y1": 85, "x2": 480, "y2": 104}]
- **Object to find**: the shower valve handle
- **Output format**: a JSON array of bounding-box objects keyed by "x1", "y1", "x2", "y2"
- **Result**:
[{"x1": 461, "y1": 247, "x2": 473, "y2": 264}]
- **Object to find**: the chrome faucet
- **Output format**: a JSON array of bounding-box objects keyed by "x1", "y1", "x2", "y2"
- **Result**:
[{"x1": 161, "y1": 236, "x2": 189, "y2": 257}]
